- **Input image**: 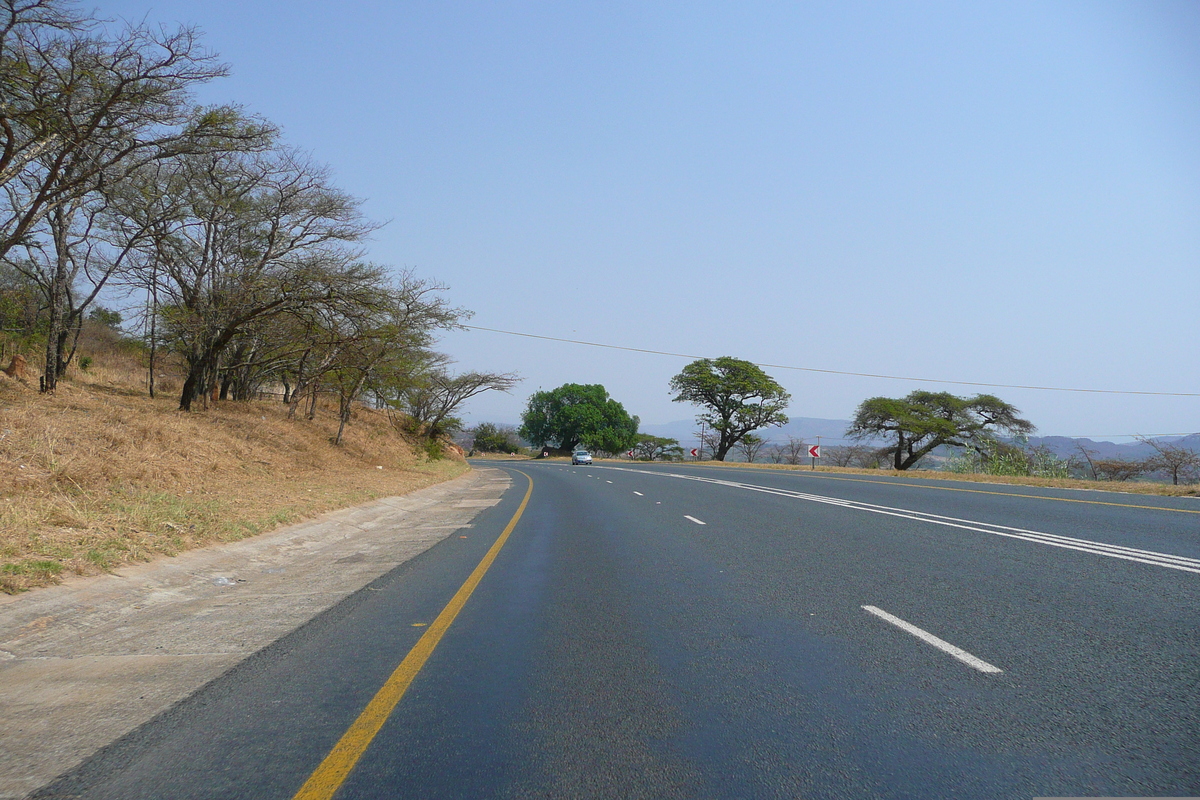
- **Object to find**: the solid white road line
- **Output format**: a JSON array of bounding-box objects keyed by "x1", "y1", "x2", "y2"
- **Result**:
[
  {"x1": 862, "y1": 605, "x2": 1003, "y2": 674},
  {"x1": 684, "y1": 515, "x2": 707, "y2": 525},
  {"x1": 606, "y1": 467, "x2": 1200, "y2": 576}
]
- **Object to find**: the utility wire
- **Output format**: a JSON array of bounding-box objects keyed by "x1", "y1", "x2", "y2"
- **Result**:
[{"x1": 462, "y1": 325, "x2": 1200, "y2": 398}]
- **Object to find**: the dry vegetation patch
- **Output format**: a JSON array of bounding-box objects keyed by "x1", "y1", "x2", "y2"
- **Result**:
[{"x1": 0, "y1": 370, "x2": 466, "y2": 593}]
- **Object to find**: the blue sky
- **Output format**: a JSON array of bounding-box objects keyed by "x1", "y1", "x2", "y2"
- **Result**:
[{"x1": 102, "y1": 0, "x2": 1199, "y2": 439}]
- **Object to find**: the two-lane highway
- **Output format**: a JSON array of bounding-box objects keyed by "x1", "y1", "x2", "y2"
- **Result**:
[{"x1": 36, "y1": 461, "x2": 1200, "y2": 799}]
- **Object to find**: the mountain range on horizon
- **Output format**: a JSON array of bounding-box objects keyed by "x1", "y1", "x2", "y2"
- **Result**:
[
  {"x1": 636, "y1": 418, "x2": 1200, "y2": 459},
  {"x1": 475, "y1": 416, "x2": 1199, "y2": 459}
]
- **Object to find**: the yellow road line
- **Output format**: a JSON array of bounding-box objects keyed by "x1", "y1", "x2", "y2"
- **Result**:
[
  {"x1": 703, "y1": 467, "x2": 1200, "y2": 515},
  {"x1": 292, "y1": 470, "x2": 534, "y2": 800}
]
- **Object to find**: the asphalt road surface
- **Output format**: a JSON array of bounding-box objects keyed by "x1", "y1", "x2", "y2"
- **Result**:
[{"x1": 35, "y1": 461, "x2": 1200, "y2": 799}]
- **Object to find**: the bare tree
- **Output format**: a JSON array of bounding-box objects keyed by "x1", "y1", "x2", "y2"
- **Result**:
[
  {"x1": 1, "y1": 7, "x2": 272, "y2": 391},
  {"x1": 10, "y1": 178, "x2": 174, "y2": 389},
  {"x1": 1074, "y1": 441, "x2": 1100, "y2": 480},
  {"x1": 0, "y1": 13, "x2": 260, "y2": 262},
  {"x1": 824, "y1": 444, "x2": 858, "y2": 467},
  {"x1": 780, "y1": 435, "x2": 808, "y2": 465},
  {"x1": 135, "y1": 145, "x2": 379, "y2": 410},
  {"x1": 0, "y1": 0, "x2": 89, "y2": 189},
  {"x1": 395, "y1": 369, "x2": 520, "y2": 443},
  {"x1": 694, "y1": 427, "x2": 720, "y2": 460},
  {"x1": 310, "y1": 272, "x2": 486, "y2": 446},
  {"x1": 1138, "y1": 436, "x2": 1200, "y2": 486},
  {"x1": 1093, "y1": 458, "x2": 1149, "y2": 482},
  {"x1": 736, "y1": 433, "x2": 767, "y2": 463}
]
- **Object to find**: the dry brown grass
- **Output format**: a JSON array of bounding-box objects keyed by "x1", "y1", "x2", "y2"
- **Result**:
[
  {"x1": 661, "y1": 459, "x2": 1200, "y2": 497},
  {"x1": 0, "y1": 349, "x2": 467, "y2": 593}
]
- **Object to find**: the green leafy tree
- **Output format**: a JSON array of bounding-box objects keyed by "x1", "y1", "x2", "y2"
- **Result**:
[
  {"x1": 847, "y1": 391, "x2": 1034, "y2": 471},
  {"x1": 631, "y1": 434, "x2": 684, "y2": 461},
  {"x1": 86, "y1": 306, "x2": 121, "y2": 328},
  {"x1": 519, "y1": 383, "x2": 639, "y2": 454},
  {"x1": 471, "y1": 423, "x2": 521, "y2": 454},
  {"x1": 669, "y1": 356, "x2": 790, "y2": 461}
]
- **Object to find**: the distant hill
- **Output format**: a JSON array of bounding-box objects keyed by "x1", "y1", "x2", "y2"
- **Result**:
[
  {"x1": 1027, "y1": 434, "x2": 1200, "y2": 459},
  {"x1": 639, "y1": 417, "x2": 876, "y2": 448},
  {"x1": 640, "y1": 419, "x2": 1200, "y2": 456},
  {"x1": 478, "y1": 415, "x2": 1199, "y2": 458}
]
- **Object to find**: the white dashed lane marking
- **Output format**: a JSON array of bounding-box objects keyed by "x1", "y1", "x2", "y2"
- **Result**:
[
  {"x1": 684, "y1": 515, "x2": 706, "y2": 525},
  {"x1": 862, "y1": 605, "x2": 1002, "y2": 674}
]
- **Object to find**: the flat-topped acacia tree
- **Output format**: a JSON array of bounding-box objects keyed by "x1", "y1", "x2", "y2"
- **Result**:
[
  {"x1": 847, "y1": 390, "x2": 1034, "y2": 471},
  {"x1": 669, "y1": 356, "x2": 790, "y2": 461}
]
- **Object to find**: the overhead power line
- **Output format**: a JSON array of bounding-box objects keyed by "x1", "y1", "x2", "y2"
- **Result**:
[{"x1": 461, "y1": 325, "x2": 1200, "y2": 398}]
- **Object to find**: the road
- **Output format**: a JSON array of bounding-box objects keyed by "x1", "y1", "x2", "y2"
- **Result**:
[{"x1": 34, "y1": 461, "x2": 1200, "y2": 799}]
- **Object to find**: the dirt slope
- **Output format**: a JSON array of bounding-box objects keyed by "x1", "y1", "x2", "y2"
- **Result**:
[{"x1": 0, "y1": 365, "x2": 465, "y2": 593}]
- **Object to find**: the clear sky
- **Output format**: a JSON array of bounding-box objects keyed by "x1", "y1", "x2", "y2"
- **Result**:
[{"x1": 100, "y1": 0, "x2": 1199, "y2": 439}]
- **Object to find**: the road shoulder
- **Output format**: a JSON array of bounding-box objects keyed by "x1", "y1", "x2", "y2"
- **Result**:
[{"x1": 0, "y1": 467, "x2": 512, "y2": 800}]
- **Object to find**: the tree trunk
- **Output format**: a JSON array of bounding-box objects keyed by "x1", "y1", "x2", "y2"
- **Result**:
[
  {"x1": 179, "y1": 370, "x2": 201, "y2": 411},
  {"x1": 307, "y1": 385, "x2": 318, "y2": 420},
  {"x1": 148, "y1": 265, "x2": 158, "y2": 398},
  {"x1": 335, "y1": 400, "x2": 350, "y2": 445},
  {"x1": 180, "y1": 348, "x2": 218, "y2": 411},
  {"x1": 62, "y1": 312, "x2": 84, "y2": 377},
  {"x1": 41, "y1": 210, "x2": 70, "y2": 393},
  {"x1": 335, "y1": 374, "x2": 370, "y2": 445}
]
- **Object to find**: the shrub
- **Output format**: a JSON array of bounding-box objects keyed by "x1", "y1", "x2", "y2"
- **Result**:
[
  {"x1": 471, "y1": 422, "x2": 521, "y2": 454},
  {"x1": 946, "y1": 438, "x2": 1072, "y2": 479}
]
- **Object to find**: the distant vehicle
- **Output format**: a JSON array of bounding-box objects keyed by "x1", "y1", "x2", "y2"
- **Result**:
[{"x1": 572, "y1": 450, "x2": 593, "y2": 465}]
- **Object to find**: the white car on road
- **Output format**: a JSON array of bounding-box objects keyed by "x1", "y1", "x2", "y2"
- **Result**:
[{"x1": 571, "y1": 450, "x2": 593, "y2": 465}]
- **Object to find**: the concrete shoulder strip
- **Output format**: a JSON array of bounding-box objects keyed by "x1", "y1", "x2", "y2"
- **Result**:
[{"x1": 0, "y1": 467, "x2": 511, "y2": 800}]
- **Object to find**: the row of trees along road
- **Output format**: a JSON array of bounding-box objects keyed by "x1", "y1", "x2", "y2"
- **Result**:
[
  {"x1": 516, "y1": 358, "x2": 1051, "y2": 472},
  {"x1": 513, "y1": 357, "x2": 1190, "y2": 479},
  {"x1": 0, "y1": 0, "x2": 517, "y2": 440},
  {"x1": 517, "y1": 357, "x2": 791, "y2": 461}
]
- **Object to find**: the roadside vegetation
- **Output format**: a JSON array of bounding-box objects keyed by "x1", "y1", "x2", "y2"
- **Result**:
[
  {"x1": 0, "y1": 335, "x2": 470, "y2": 593},
  {"x1": 463, "y1": 422, "x2": 525, "y2": 456},
  {"x1": 0, "y1": 1, "x2": 519, "y2": 592},
  {"x1": 506, "y1": 360, "x2": 1195, "y2": 494}
]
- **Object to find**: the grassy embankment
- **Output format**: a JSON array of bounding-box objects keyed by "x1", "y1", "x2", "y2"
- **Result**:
[{"x1": 0, "y1": 341, "x2": 467, "y2": 594}]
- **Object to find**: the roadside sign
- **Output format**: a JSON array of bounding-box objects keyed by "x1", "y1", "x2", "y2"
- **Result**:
[
  {"x1": 808, "y1": 445, "x2": 821, "y2": 459},
  {"x1": 627, "y1": 450, "x2": 634, "y2": 457},
  {"x1": 690, "y1": 448, "x2": 699, "y2": 457}
]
